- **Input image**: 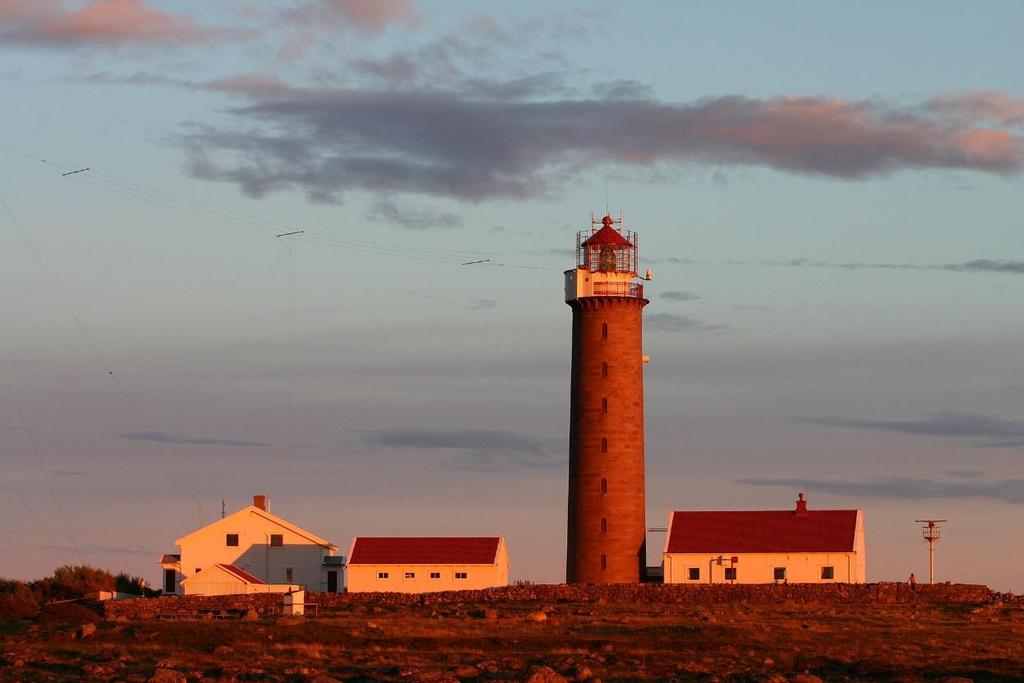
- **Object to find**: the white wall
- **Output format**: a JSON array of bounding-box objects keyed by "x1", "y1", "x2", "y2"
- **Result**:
[
  {"x1": 664, "y1": 550, "x2": 865, "y2": 584},
  {"x1": 174, "y1": 507, "x2": 333, "y2": 593}
]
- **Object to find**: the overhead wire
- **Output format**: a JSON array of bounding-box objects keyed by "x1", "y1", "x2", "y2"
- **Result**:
[
  {"x1": 0, "y1": 186, "x2": 199, "y2": 507},
  {"x1": 0, "y1": 359, "x2": 82, "y2": 565}
]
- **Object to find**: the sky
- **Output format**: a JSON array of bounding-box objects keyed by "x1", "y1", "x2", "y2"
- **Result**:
[{"x1": 0, "y1": 0, "x2": 1022, "y2": 591}]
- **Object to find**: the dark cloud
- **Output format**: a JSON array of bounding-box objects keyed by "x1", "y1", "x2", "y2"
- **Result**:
[
  {"x1": 119, "y1": 430, "x2": 270, "y2": 447},
  {"x1": 645, "y1": 313, "x2": 723, "y2": 333},
  {"x1": 659, "y1": 290, "x2": 700, "y2": 302},
  {"x1": 179, "y1": 89, "x2": 1024, "y2": 203},
  {"x1": 363, "y1": 427, "x2": 558, "y2": 470},
  {"x1": 789, "y1": 411, "x2": 1024, "y2": 447},
  {"x1": 365, "y1": 198, "x2": 463, "y2": 230},
  {"x1": 590, "y1": 79, "x2": 655, "y2": 101},
  {"x1": 738, "y1": 475, "x2": 1024, "y2": 504},
  {"x1": 469, "y1": 298, "x2": 497, "y2": 310},
  {"x1": 763, "y1": 258, "x2": 1024, "y2": 276}
]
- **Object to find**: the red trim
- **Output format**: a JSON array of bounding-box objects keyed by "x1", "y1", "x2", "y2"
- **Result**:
[{"x1": 216, "y1": 563, "x2": 265, "y2": 584}]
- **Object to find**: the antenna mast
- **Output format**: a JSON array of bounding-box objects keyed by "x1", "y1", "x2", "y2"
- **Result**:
[{"x1": 916, "y1": 519, "x2": 947, "y2": 585}]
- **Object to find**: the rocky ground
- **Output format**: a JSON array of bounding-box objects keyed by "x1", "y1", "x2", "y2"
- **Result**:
[{"x1": 2, "y1": 587, "x2": 1023, "y2": 682}]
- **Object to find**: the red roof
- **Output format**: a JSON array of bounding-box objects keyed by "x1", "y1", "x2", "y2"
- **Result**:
[
  {"x1": 216, "y1": 563, "x2": 265, "y2": 584},
  {"x1": 349, "y1": 537, "x2": 501, "y2": 565},
  {"x1": 667, "y1": 510, "x2": 858, "y2": 554},
  {"x1": 582, "y1": 224, "x2": 632, "y2": 248}
]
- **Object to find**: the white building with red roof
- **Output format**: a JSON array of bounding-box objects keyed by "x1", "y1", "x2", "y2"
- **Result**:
[
  {"x1": 159, "y1": 494, "x2": 342, "y2": 596},
  {"x1": 346, "y1": 537, "x2": 509, "y2": 593},
  {"x1": 662, "y1": 494, "x2": 865, "y2": 584}
]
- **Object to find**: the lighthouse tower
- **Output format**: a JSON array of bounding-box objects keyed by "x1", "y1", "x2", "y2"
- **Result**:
[{"x1": 565, "y1": 214, "x2": 649, "y2": 584}]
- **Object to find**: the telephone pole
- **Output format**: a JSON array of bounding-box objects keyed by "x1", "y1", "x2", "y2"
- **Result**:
[{"x1": 915, "y1": 519, "x2": 947, "y2": 584}]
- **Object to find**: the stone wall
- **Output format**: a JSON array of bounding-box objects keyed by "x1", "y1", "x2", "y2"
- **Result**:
[{"x1": 102, "y1": 582, "x2": 1010, "y2": 620}]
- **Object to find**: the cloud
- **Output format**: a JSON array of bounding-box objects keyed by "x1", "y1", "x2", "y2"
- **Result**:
[
  {"x1": 363, "y1": 427, "x2": 558, "y2": 470},
  {"x1": 789, "y1": 411, "x2": 1024, "y2": 447},
  {"x1": 469, "y1": 298, "x2": 497, "y2": 310},
  {"x1": 738, "y1": 475, "x2": 1024, "y2": 504},
  {"x1": 928, "y1": 91, "x2": 1024, "y2": 127},
  {"x1": 764, "y1": 257, "x2": 1024, "y2": 276},
  {"x1": 179, "y1": 89, "x2": 1024, "y2": 203},
  {"x1": 645, "y1": 313, "x2": 723, "y2": 333},
  {"x1": 365, "y1": 198, "x2": 463, "y2": 230},
  {"x1": 321, "y1": 0, "x2": 419, "y2": 32},
  {"x1": 0, "y1": 0, "x2": 228, "y2": 47},
  {"x1": 659, "y1": 290, "x2": 701, "y2": 302},
  {"x1": 119, "y1": 430, "x2": 270, "y2": 447}
]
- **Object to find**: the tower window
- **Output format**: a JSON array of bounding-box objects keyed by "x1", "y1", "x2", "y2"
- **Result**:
[
  {"x1": 601, "y1": 397, "x2": 608, "y2": 413},
  {"x1": 600, "y1": 478, "x2": 607, "y2": 494},
  {"x1": 601, "y1": 554, "x2": 607, "y2": 570},
  {"x1": 602, "y1": 362, "x2": 608, "y2": 377},
  {"x1": 601, "y1": 518, "x2": 607, "y2": 533},
  {"x1": 601, "y1": 437, "x2": 608, "y2": 453},
  {"x1": 601, "y1": 323, "x2": 608, "y2": 339}
]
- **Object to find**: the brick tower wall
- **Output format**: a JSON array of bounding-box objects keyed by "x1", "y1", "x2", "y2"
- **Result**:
[{"x1": 567, "y1": 295, "x2": 647, "y2": 583}]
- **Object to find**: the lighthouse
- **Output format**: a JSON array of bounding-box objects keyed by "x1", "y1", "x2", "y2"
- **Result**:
[{"x1": 565, "y1": 214, "x2": 649, "y2": 584}]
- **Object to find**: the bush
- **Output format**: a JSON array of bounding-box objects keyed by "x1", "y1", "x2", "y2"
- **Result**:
[
  {"x1": 32, "y1": 565, "x2": 115, "y2": 602},
  {"x1": 115, "y1": 571, "x2": 146, "y2": 595}
]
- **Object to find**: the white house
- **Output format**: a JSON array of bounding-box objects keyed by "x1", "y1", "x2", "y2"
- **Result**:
[
  {"x1": 662, "y1": 494, "x2": 866, "y2": 584},
  {"x1": 346, "y1": 537, "x2": 509, "y2": 593},
  {"x1": 159, "y1": 495, "x2": 343, "y2": 596}
]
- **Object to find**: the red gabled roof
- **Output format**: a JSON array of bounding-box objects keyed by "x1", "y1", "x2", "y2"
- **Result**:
[
  {"x1": 582, "y1": 224, "x2": 632, "y2": 248},
  {"x1": 667, "y1": 510, "x2": 858, "y2": 554},
  {"x1": 216, "y1": 563, "x2": 265, "y2": 584},
  {"x1": 349, "y1": 537, "x2": 501, "y2": 565}
]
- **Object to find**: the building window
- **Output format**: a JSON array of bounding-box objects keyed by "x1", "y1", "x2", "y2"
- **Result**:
[
  {"x1": 430, "y1": 572, "x2": 441, "y2": 579},
  {"x1": 377, "y1": 572, "x2": 389, "y2": 579},
  {"x1": 821, "y1": 566, "x2": 835, "y2": 580},
  {"x1": 600, "y1": 555, "x2": 607, "y2": 571},
  {"x1": 601, "y1": 397, "x2": 608, "y2": 413},
  {"x1": 774, "y1": 567, "x2": 787, "y2": 582},
  {"x1": 195, "y1": 568, "x2": 201, "y2": 574},
  {"x1": 269, "y1": 534, "x2": 283, "y2": 547},
  {"x1": 455, "y1": 572, "x2": 468, "y2": 579},
  {"x1": 724, "y1": 567, "x2": 737, "y2": 581},
  {"x1": 404, "y1": 572, "x2": 415, "y2": 579},
  {"x1": 602, "y1": 362, "x2": 608, "y2": 377},
  {"x1": 688, "y1": 567, "x2": 700, "y2": 581},
  {"x1": 601, "y1": 323, "x2": 608, "y2": 339},
  {"x1": 285, "y1": 568, "x2": 294, "y2": 583},
  {"x1": 225, "y1": 533, "x2": 239, "y2": 547},
  {"x1": 327, "y1": 570, "x2": 338, "y2": 593},
  {"x1": 600, "y1": 478, "x2": 607, "y2": 494},
  {"x1": 601, "y1": 437, "x2": 608, "y2": 453}
]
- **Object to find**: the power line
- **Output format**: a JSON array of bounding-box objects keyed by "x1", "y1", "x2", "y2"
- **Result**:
[
  {"x1": 0, "y1": 358, "x2": 81, "y2": 564},
  {"x1": 0, "y1": 188, "x2": 198, "y2": 506}
]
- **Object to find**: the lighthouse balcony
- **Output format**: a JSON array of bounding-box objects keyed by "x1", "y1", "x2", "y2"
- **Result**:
[{"x1": 593, "y1": 281, "x2": 644, "y2": 298}]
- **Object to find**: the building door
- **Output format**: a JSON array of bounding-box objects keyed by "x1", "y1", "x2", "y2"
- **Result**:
[
  {"x1": 327, "y1": 570, "x2": 338, "y2": 593},
  {"x1": 163, "y1": 569, "x2": 176, "y2": 594}
]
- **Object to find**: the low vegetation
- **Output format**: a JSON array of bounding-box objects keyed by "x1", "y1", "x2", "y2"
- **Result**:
[{"x1": 1, "y1": 576, "x2": 1023, "y2": 681}]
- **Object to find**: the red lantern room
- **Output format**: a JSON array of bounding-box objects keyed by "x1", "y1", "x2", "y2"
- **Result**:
[{"x1": 577, "y1": 214, "x2": 639, "y2": 275}]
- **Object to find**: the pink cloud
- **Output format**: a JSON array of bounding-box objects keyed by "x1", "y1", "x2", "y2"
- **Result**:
[
  {"x1": 323, "y1": 0, "x2": 420, "y2": 32},
  {"x1": 929, "y1": 91, "x2": 1024, "y2": 127},
  {"x1": 1, "y1": 0, "x2": 225, "y2": 46}
]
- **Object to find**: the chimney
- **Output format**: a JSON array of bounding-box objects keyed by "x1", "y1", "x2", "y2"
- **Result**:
[
  {"x1": 795, "y1": 492, "x2": 808, "y2": 517},
  {"x1": 253, "y1": 494, "x2": 269, "y2": 511}
]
